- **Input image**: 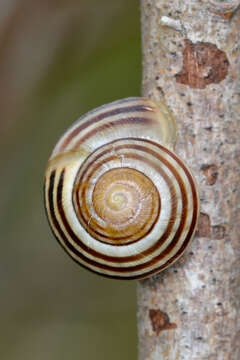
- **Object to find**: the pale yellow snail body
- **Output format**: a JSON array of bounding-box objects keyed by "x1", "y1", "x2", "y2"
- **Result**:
[{"x1": 44, "y1": 97, "x2": 199, "y2": 279}]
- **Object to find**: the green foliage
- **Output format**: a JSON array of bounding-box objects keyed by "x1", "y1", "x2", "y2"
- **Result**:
[{"x1": 1, "y1": 1, "x2": 140, "y2": 359}]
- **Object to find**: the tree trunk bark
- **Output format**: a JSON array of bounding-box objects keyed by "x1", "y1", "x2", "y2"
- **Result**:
[{"x1": 137, "y1": 1, "x2": 240, "y2": 359}]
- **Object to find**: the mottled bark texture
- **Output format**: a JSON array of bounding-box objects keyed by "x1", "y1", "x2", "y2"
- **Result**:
[{"x1": 138, "y1": 1, "x2": 240, "y2": 359}]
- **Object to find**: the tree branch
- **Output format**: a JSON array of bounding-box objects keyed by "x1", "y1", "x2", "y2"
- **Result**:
[{"x1": 137, "y1": 1, "x2": 240, "y2": 358}]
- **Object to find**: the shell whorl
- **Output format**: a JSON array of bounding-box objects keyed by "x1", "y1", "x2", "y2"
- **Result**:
[{"x1": 44, "y1": 97, "x2": 199, "y2": 279}]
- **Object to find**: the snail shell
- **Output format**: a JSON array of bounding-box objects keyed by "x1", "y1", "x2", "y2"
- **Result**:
[{"x1": 44, "y1": 97, "x2": 199, "y2": 279}]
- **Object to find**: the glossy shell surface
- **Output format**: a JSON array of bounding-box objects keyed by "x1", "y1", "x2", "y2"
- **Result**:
[{"x1": 44, "y1": 97, "x2": 199, "y2": 279}]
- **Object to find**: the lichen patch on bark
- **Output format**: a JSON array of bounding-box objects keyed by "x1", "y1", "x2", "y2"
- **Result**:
[
  {"x1": 149, "y1": 309, "x2": 177, "y2": 335},
  {"x1": 175, "y1": 40, "x2": 229, "y2": 89}
]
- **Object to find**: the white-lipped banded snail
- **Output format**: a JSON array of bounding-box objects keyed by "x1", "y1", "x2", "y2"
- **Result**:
[{"x1": 44, "y1": 97, "x2": 199, "y2": 279}]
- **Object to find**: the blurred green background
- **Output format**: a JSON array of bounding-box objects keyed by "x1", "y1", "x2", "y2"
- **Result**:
[{"x1": 0, "y1": 1, "x2": 141, "y2": 359}]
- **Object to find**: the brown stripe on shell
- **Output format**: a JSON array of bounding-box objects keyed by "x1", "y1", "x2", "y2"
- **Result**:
[
  {"x1": 45, "y1": 170, "x2": 156, "y2": 280},
  {"x1": 88, "y1": 168, "x2": 161, "y2": 244},
  {"x1": 71, "y1": 117, "x2": 157, "y2": 151},
  {"x1": 132, "y1": 168, "x2": 199, "y2": 279},
  {"x1": 56, "y1": 169, "x2": 151, "y2": 264},
  {"x1": 56, "y1": 166, "x2": 195, "y2": 276},
  {"x1": 59, "y1": 104, "x2": 153, "y2": 153},
  {"x1": 74, "y1": 154, "x2": 176, "y2": 246},
  {"x1": 46, "y1": 169, "x2": 131, "y2": 274},
  {"x1": 72, "y1": 138, "x2": 197, "y2": 264},
  {"x1": 72, "y1": 141, "x2": 186, "y2": 263},
  {"x1": 45, "y1": 152, "x2": 198, "y2": 278},
  {"x1": 76, "y1": 167, "x2": 163, "y2": 244}
]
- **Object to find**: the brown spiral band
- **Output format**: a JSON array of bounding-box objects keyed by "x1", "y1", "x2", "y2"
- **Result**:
[{"x1": 44, "y1": 98, "x2": 199, "y2": 279}]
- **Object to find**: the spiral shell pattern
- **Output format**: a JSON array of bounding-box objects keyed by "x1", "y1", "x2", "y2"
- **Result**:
[{"x1": 44, "y1": 97, "x2": 199, "y2": 279}]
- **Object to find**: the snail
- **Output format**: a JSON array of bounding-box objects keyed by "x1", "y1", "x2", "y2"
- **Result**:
[{"x1": 44, "y1": 97, "x2": 199, "y2": 279}]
